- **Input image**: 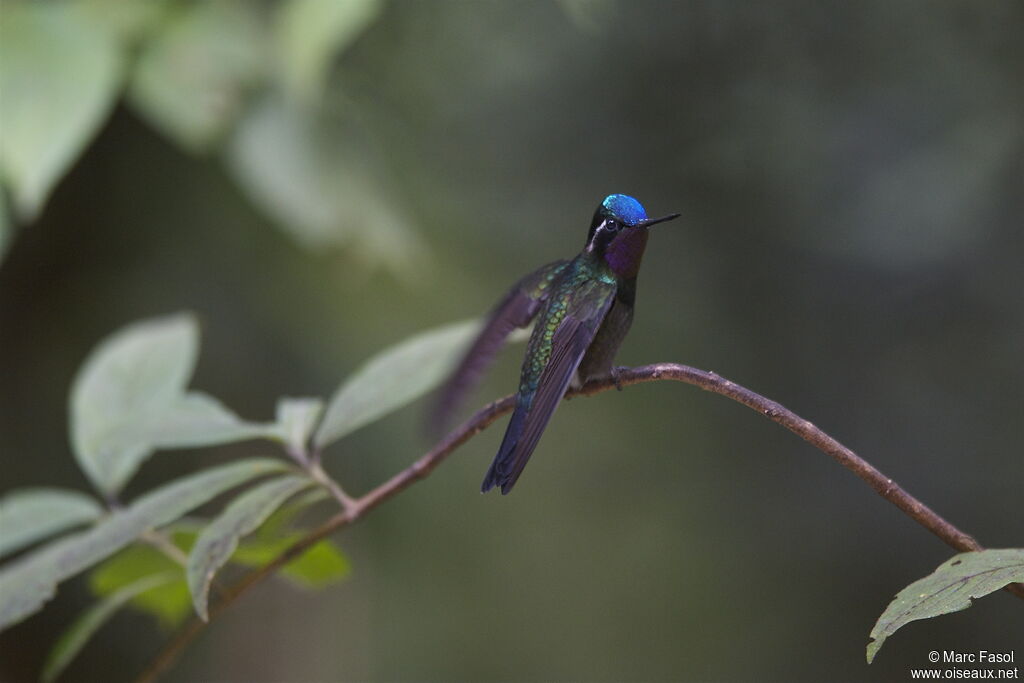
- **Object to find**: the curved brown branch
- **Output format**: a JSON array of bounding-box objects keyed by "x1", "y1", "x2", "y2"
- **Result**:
[{"x1": 136, "y1": 362, "x2": 1023, "y2": 682}]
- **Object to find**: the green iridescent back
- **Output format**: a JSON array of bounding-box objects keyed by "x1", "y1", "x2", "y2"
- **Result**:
[{"x1": 518, "y1": 254, "x2": 615, "y2": 398}]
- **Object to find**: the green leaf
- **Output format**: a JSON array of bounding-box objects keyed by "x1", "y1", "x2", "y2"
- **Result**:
[
  {"x1": 69, "y1": 314, "x2": 273, "y2": 495},
  {"x1": 0, "y1": 488, "x2": 103, "y2": 559},
  {"x1": 0, "y1": 457, "x2": 286, "y2": 631},
  {"x1": 273, "y1": 397, "x2": 324, "y2": 454},
  {"x1": 867, "y1": 549, "x2": 1024, "y2": 663},
  {"x1": 89, "y1": 531, "x2": 194, "y2": 630},
  {"x1": 254, "y1": 489, "x2": 329, "y2": 537},
  {"x1": 0, "y1": 2, "x2": 122, "y2": 219},
  {"x1": 90, "y1": 513, "x2": 347, "y2": 630},
  {"x1": 187, "y1": 474, "x2": 313, "y2": 620},
  {"x1": 78, "y1": 0, "x2": 172, "y2": 43},
  {"x1": 314, "y1": 319, "x2": 483, "y2": 450},
  {"x1": 70, "y1": 313, "x2": 199, "y2": 495},
  {"x1": 127, "y1": 0, "x2": 265, "y2": 152},
  {"x1": 231, "y1": 534, "x2": 349, "y2": 589},
  {"x1": 274, "y1": 0, "x2": 382, "y2": 106},
  {"x1": 276, "y1": 538, "x2": 350, "y2": 589},
  {"x1": 41, "y1": 572, "x2": 177, "y2": 683},
  {"x1": 148, "y1": 391, "x2": 275, "y2": 449}
]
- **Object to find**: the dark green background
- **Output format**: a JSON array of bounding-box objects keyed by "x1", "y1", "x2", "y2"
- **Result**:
[{"x1": 2, "y1": 1, "x2": 1022, "y2": 681}]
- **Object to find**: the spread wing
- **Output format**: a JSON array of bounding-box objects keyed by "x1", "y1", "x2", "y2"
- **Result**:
[
  {"x1": 430, "y1": 260, "x2": 569, "y2": 436},
  {"x1": 482, "y1": 278, "x2": 617, "y2": 494}
]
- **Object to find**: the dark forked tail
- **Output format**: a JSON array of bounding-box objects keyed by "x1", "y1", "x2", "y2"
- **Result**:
[{"x1": 480, "y1": 401, "x2": 529, "y2": 494}]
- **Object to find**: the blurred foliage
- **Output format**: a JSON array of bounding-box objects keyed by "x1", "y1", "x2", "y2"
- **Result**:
[
  {"x1": 127, "y1": 1, "x2": 265, "y2": 151},
  {"x1": 0, "y1": 1, "x2": 120, "y2": 221},
  {"x1": 274, "y1": 0, "x2": 383, "y2": 107},
  {"x1": 226, "y1": 95, "x2": 423, "y2": 274},
  {"x1": 0, "y1": 0, "x2": 415, "y2": 270}
]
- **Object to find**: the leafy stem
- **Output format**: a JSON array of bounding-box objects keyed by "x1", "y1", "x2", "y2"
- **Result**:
[
  {"x1": 306, "y1": 459, "x2": 362, "y2": 517},
  {"x1": 135, "y1": 361, "x2": 1024, "y2": 682}
]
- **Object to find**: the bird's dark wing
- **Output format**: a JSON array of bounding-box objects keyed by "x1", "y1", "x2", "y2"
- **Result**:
[
  {"x1": 431, "y1": 260, "x2": 569, "y2": 435},
  {"x1": 482, "y1": 278, "x2": 617, "y2": 494}
]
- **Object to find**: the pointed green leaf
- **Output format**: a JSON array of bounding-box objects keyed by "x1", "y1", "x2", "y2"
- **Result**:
[
  {"x1": 89, "y1": 529, "x2": 196, "y2": 630},
  {"x1": 275, "y1": 538, "x2": 350, "y2": 589},
  {"x1": 0, "y1": 488, "x2": 103, "y2": 559},
  {"x1": 70, "y1": 313, "x2": 199, "y2": 495},
  {"x1": 41, "y1": 572, "x2": 177, "y2": 683},
  {"x1": 187, "y1": 474, "x2": 313, "y2": 620},
  {"x1": 255, "y1": 488, "x2": 329, "y2": 537},
  {"x1": 0, "y1": 458, "x2": 286, "y2": 631},
  {"x1": 867, "y1": 549, "x2": 1024, "y2": 663},
  {"x1": 274, "y1": 0, "x2": 382, "y2": 106},
  {"x1": 314, "y1": 319, "x2": 484, "y2": 450},
  {"x1": 273, "y1": 397, "x2": 324, "y2": 454},
  {"x1": 70, "y1": 314, "x2": 282, "y2": 493},
  {"x1": 0, "y1": 2, "x2": 122, "y2": 219},
  {"x1": 148, "y1": 392, "x2": 275, "y2": 449},
  {"x1": 127, "y1": 1, "x2": 265, "y2": 152},
  {"x1": 231, "y1": 534, "x2": 349, "y2": 589}
]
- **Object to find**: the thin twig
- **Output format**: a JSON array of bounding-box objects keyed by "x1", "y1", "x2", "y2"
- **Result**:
[
  {"x1": 135, "y1": 362, "x2": 1023, "y2": 682},
  {"x1": 139, "y1": 529, "x2": 230, "y2": 603},
  {"x1": 307, "y1": 460, "x2": 362, "y2": 514},
  {"x1": 140, "y1": 530, "x2": 189, "y2": 567}
]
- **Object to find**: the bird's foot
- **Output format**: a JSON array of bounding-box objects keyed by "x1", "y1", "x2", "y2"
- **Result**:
[{"x1": 611, "y1": 366, "x2": 626, "y2": 392}]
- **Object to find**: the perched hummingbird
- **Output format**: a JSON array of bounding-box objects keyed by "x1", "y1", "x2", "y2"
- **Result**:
[{"x1": 434, "y1": 194, "x2": 679, "y2": 494}]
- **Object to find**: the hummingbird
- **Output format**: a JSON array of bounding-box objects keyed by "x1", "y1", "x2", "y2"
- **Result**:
[{"x1": 433, "y1": 194, "x2": 679, "y2": 494}]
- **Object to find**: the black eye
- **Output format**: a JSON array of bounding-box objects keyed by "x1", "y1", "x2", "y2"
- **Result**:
[{"x1": 605, "y1": 219, "x2": 621, "y2": 233}]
